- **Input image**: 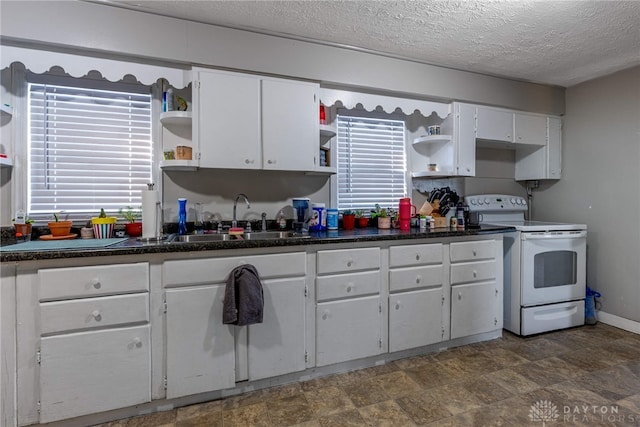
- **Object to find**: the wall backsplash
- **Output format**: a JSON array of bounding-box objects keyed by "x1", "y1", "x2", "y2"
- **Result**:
[{"x1": 161, "y1": 168, "x2": 331, "y2": 223}]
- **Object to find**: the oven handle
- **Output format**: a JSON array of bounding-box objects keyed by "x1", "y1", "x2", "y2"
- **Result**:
[{"x1": 522, "y1": 230, "x2": 587, "y2": 240}]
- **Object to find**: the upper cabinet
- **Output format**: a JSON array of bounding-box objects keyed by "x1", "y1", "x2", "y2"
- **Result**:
[
  {"x1": 411, "y1": 102, "x2": 475, "y2": 178},
  {"x1": 193, "y1": 68, "x2": 319, "y2": 172},
  {"x1": 411, "y1": 102, "x2": 561, "y2": 180}
]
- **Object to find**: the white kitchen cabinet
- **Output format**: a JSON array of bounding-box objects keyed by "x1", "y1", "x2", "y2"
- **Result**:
[
  {"x1": 388, "y1": 243, "x2": 445, "y2": 352},
  {"x1": 262, "y1": 78, "x2": 318, "y2": 171},
  {"x1": 315, "y1": 247, "x2": 382, "y2": 366},
  {"x1": 16, "y1": 262, "x2": 151, "y2": 425},
  {"x1": 39, "y1": 326, "x2": 150, "y2": 423},
  {"x1": 163, "y1": 251, "x2": 307, "y2": 397},
  {"x1": 193, "y1": 68, "x2": 319, "y2": 171},
  {"x1": 476, "y1": 107, "x2": 513, "y2": 142},
  {"x1": 514, "y1": 113, "x2": 547, "y2": 145},
  {"x1": 165, "y1": 285, "x2": 235, "y2": 399},
  {"x1": 449, "y1": 240, "x2": 502, "y2": 339},
  {"x1": 248, "y1": 277, "x2": 306, "y2": 381},
  {"x1": 316, "y1": 296, "x2": 381, "y2": 366},
  {"x1": 389, "y1": 288, "x2": 443, "y2": 352},
  {"x1": 515, "y1": 116, "x2": 562, "y2": 180},
  {"x1": 195, "y1": 69, "x2": 261, "y2": 169},
  {"x1": 411, "y1": 102, "x2": 475, "y2": 177}
]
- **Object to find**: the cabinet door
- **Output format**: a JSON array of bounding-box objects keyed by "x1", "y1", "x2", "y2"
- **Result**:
[
  {"x1": 248, "y1": 277, "x2": 306, "y2": 381},
  {"x1": 262, "y1": 79, "x2": 318, "y2": 171},
  {"x1": 476, "y1": 107, "x2": 513, "y2": 142},
  {"x1": 547, "y1": 117, "x2": 562, "y2": 179},
  {"x1": 455, "y1": 103, "x2": 476, "y2": 176},
  {"x1": 196, "y1": 70, "x2": 261, "y2": 169},
  {"x1": 39, "y1": 326, "x2": 150, "y2": 423},
  {"x1": 165, "y1": 285, "x2": 235, "y2": 399},
  {"x1": 389, "y1": 288, "x2": 443, "y2": 352},
  {"x1": 451, "y1": 281, "x2": 499, "y2": 339},
  {"x1": 316, "y1": 296, "x2": 381, "y2": 366},
  {"x1": 514, "y1": 113, "x2": 547, "y2": 145}
]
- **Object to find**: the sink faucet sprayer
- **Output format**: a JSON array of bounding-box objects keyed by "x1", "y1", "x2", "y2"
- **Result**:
[{"x1": 232, "y1": 193, "x2": 250, "y2": 228}]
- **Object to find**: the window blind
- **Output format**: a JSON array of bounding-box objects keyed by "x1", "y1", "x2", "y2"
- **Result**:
[
  {"x1": 28, "y1": 81, "x2": 152, "y2": 222},
  {"x1": 337, "y1": 115, "x2": 406, "y2": 211}
]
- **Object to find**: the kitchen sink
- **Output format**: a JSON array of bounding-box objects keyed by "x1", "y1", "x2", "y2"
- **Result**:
[{"x1": 172, "y1": 231, "x2": 310, "y2": 243}]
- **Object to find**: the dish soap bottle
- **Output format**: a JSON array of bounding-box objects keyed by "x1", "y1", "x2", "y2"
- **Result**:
[
  {"x1": 178, "y1": 198, "x2": 187, "y2": 235},
  {"x1": 277, "y1": 210, "x2": 287, "y2": 229}
]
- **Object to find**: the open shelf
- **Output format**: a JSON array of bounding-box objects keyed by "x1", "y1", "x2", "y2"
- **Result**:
[
  {"x1": 412, "y1": 135, "x2": 452, "y2": 146},
  {"x1": 320, "y1": 124, "x2": 336, "y2": 139},
  {"x1": 160, "y1": 111, "x2": 192, "y2": 127},
  {"x1": 159, "y1": 159, "x2": 198, "y2": 171}
]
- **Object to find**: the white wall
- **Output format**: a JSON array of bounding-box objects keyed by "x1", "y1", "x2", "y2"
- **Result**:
[
  {"x1": 534, "y1": 66, "x2": 640, "y2": 323},
  {"x1": 0, "y1": 0, "x2": 566, "y2": 225}
]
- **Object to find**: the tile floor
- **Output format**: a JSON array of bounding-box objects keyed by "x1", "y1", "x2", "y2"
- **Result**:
[{"x1": 97, "y1": 323, "x2": 640, "y2": 426}]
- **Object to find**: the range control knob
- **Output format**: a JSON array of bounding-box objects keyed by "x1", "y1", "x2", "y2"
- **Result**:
[
  {"x1": 484, "y1": 198, "x2": 490, "y2": 205},
  {"x1": 510, "y1": 198, "x2": 516, "y2": 204}
]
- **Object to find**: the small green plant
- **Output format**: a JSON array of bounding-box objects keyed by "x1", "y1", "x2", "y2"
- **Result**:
[
  {"x1": 53, "y1": 212, "x2": 59, "y2": 222},
  {"x1": 354, "y1": 209, "x2": 365, "y2": 218},
  {"x1": 119, "y1": 206, "x2": 142, "y2": 223},
  {"x1": 371, "y1": 204, "x2": 388, "y2": 218},
  {"x1": 342, "y1": 209, "x2": 354, "y2": 216}
]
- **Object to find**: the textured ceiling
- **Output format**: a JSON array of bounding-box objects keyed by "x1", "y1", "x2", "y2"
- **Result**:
[{"x1": 95, "y1": 0, "x2": 640, "y2": 87}]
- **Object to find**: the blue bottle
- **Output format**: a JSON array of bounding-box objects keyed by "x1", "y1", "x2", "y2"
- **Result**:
[{"x1": 178, "y1": 198, "x2": 187, "y2": 235}]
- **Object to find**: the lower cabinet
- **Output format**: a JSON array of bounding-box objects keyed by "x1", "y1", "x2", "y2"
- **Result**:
[
  {"x1": 389, "y1": 288, "x2": 443, "y2": 352},
  {"x1": 316, "y1": 296, "x2": 382, "y2": 366},
  {"x1": 450, "y1": 281, "x2": 500, "y2": 339},
  {"x1": 163, "y1": 252, "x2": 307, "y2": 399},
  {"x1": 39, "y1": 326, "x2": 150, "y2": 423},
  {"x1": 165, "y1": 285, "x2": 235, "y2": 399},
  {"x1": 247, "y1": 277, "x2": 306, "y2": 381}
]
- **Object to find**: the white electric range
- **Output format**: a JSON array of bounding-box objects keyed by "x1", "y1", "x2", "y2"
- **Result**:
[{"x1": 466, "y1": 194, "x2": 587, "y2": 336}]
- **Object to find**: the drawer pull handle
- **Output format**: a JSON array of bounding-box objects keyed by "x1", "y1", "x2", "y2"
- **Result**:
[
  {"x1": 472, "y1": 249, "x2": 477, "y2": 256},
  {"x1": 415, "y1": 275, "x2": 421, "y2": 284},
  {"x1": 473, "y1": 270, "x2": 477, "y2": 278},
  {"x1": 346, "y1": 285, "x2": 353, "y2": 293},
  {"x1": 133, "y1": 337, "x2": 142, "y2": 348},
  {"x1": 395, "y1": 303, "x2": 400, "y2": 310},
  {"x1": 458, "y1": 292, "x2": 462, "y2": 300},
  {"x1": 91, "y1": 310, "x2": 102, "y2": 321},
  {"x1": 322, "y1": 311, "x2": 330, "y2": 320},
  {"x1": 347, "y1": 260, "x2": 353, "y2": 267},
  {"x1": 495, "y1": 289, "x2": 499, "y2": 296},
  {"x1": 415, "y1": 254, "x2": 420, "y2": 261},
  {"x1": 92, "y1": 279, "x2": 101, "y2": 289}
]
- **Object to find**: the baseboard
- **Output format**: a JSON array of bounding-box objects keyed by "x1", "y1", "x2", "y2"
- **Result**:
[{"x1": 597, "y1": 311, "x2": 640, "y2": 334}]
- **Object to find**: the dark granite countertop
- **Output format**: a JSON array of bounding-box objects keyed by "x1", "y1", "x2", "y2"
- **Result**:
[{"x1": 0, "y1": 225, "x2": 514, "y2": 263}]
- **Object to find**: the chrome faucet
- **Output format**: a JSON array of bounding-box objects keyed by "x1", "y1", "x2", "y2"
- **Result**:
[
  {"x1": 261, "y1": 212, "x2": 267, "y2": 232},
  {"x1": 232, "y1": 193, "x2": 250, "y2": 228}
]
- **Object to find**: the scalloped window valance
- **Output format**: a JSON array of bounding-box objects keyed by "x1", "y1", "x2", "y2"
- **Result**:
[
  {"x1": 0, "y1": 45, "x2": 191, "y2": 88},
  {"x1": 319, "y1": 88, "x2": 450, "y2": 119}
]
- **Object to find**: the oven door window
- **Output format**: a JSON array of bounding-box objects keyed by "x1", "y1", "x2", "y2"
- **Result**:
[{"x1": 534, "y1": 250, "x2": 577, "y2": 288}]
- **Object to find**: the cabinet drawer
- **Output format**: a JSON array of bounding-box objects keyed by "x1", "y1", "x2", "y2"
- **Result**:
[
  {"x1": 164, "y1": 252, "x2": 306, "y2": 287},
  {"x1": 38, "y1": 263, "x2": 149, "y2": 301},
  {"x1": 389, "y1": 265, "x2": 443, "y2": 293},
  {"x1": 316, "y1": 270, "x2": 380, "y2": 302},
  {"x1": 40, "y1": 293, "x2": 149, "y2": 335},
  {"x1": 389, "y1": 243, "x2": 443, "y2": 268},
  {"x1": 450, "y1": 260, "x2": 496, "y2": 285},
  {"x1": 450, "y1": 240, "x2": 495, "y2": 263},
  {"x1": 317, "y1": 247, "x2": 380, "y2": 274}
]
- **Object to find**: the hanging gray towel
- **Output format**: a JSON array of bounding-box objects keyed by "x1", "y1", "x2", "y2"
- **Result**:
[{"x1": 223, "y1": 264, "x2": 264, "y2": 326}]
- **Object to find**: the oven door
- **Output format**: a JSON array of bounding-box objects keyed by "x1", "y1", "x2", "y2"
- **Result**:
[{"x1": 520, "y1": 230, "x2": 586, "y2": 306}]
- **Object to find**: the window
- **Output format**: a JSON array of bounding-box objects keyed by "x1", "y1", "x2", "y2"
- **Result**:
[
  {"x1": 336, "y1": 114, "x2": 406, "y2": 211},
  {"x1": 27, "y1": 75, "x2": 153, "y2": 222}
]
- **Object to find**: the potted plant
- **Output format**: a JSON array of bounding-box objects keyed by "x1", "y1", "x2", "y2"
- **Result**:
[
  {"x1": 375, "y1": 206, "x2": 391, "y2": 229},
  {"x1": 12, "y1": 216, "x2": 34, "y2": 241},
  {"x1": 91, "y1": 208, "x2": 118, "y2": 239},
  {"x1": 120, "y1": 206, "x2": 142, "y2": 237},
  {"x1": 342, "y1": 209, "x2": 356, "y2": 230},
  {"x1": 48, "y1": 212, "x2": 73, "y2": 237},
  {"x1": 355, "y1": 210, "x2": 369, "y2": 228}
]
